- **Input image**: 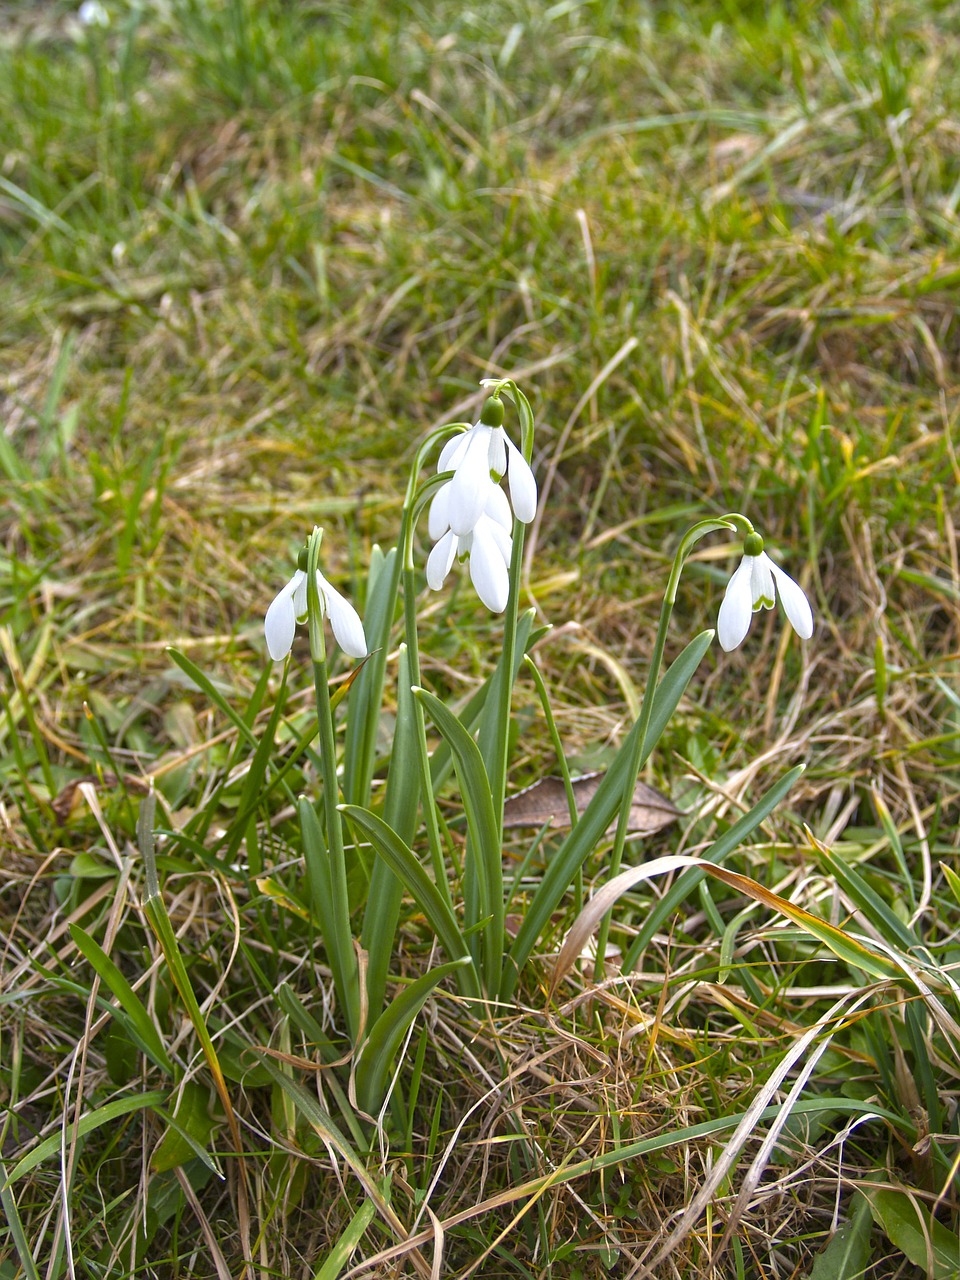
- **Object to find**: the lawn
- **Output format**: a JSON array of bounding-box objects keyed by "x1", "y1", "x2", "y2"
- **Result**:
[{"x1": 2, "y1": 1, "x2": 960, "y2": 1276}]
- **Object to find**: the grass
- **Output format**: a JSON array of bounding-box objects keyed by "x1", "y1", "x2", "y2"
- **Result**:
[{"x1": 2, "y1": 0, "x2": 960, "y2": 1276}]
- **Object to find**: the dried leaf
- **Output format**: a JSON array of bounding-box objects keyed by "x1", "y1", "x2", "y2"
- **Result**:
[{"x1": 503, "y1": 772, "x2": 680, "y2": 838}]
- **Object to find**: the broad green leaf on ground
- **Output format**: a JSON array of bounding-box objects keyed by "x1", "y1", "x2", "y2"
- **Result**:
[
  {"x1": 809, "y1": 1196, "x2": 873, "y2": 1280},
  {"x1": 861, "y1": 1186, "x2": 960, "y2": 1278}
]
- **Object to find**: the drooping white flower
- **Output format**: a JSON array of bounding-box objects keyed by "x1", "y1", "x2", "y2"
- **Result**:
[
  {"x1": 265, "y1": 564, "x2": 367, "y2": 661},
  {"x1": 426, "y1": 488, "x2": 513, "y2": 613},
  {"x1": 717, "y1": 536, "x2": 813, "y2": 652},
  {"x1": 78, "y1": 0, "x2": 110, "y2": 25},
  {"x1": 429, "y1": 395, "x2": 538, "y2": 541}
]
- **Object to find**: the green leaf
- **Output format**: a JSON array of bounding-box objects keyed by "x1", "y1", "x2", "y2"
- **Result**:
[
  {"x1": 215, "y1": 669, "x2": 289, "y2": 864},
  {"x1": 255, "y1": 1056, "x2": 416, "y2": 1254},
  {"x1": 2, "y1": 1091, "x2": 166, "y2": 1187},
  {"x1": 343, "y1": 545, "x2": 400, "y2": 807},
  {"x1": 861, "y1": 1186, "x2": 960, "y2": 1277},
  {"x1": 69, "y1": 924, "x2": 174, "y2": 1075},
  {"x1": 166, "y1": 648, "x2": 258, "y2": 749},
  {"x1": 0, "y1": 1153, "x2": 42, "y2": 1280},
  {"x1": 340, "y1": 804, "x2": 478, "y2": 998},
  {"x1": 355, "y1": 957, "x2": 472, "y2": 1113},
  {"x1": 503, "y1": 630, "x2": 714, "y2": 999},
  {"x1": 414, "y1": 686, "x2": 504, "y2": 994},
  {"x1": 361, "y1": 643, "x2": 420, "y2": 1018},
  {"x1": 622, "y1": 762, "x2": 806, "y2": 972},
  {"x1": 312, "y1": 1200, "x2": 377, "y2": 1280},
  {"x1": 151, "y1": 1081, "x2": 220, "y2": 1175},
  {"x1": 138, "y1": 795, "x2": 246, "y2": 1169},
  {"x1": 814, "y1": 844, "x2": 918, "y2": 952}
]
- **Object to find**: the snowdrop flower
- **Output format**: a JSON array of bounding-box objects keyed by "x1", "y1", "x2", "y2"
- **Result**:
[
  {"x1": 264, "y1": 551, "x2": 367, "y2": 661},
  {"x1": 79, "y1": 0, "x2": 110, "y2": 25},
  {"x1": 426, "y1": 487, "x2": 513, "y2": 613},
  {"x1": 430, "y1": 396, "x2": 537, "y2": 540},
  {"x1": 717, "y1": 534, "x2": 813, "y2": 652}
]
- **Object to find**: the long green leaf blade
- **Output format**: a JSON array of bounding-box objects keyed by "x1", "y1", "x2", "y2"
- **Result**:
[
  {"x1": 340, "y1": 804, "x2": 477, "y2": 996},
  {"x1": 355, "y1": 957, "x2": 472, "y2": 1112},
  {"x1": 503, "y1": 629, "x2": 714, "y2": 998},
  {"x1": 69, "y1": 923, "x2": 174, "y2": 1074},
  {"x1": 414, "y1": 686, "x2": 504, "y2": 995}
]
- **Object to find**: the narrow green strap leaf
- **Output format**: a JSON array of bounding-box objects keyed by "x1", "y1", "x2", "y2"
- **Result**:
[
  {"x1": 814, "y1": 844, "x2": 918, "y2": 952},
  {"x1": 355, "y1": 957, "x2": 472, "y2": 1113},
  {"x1": 0, "y1": 1151, "x2": 42, "y2": 1278},
  {"x1": 256, "y1": 1056, "x2": 420, "y2": 1258},
  {"x1": 69, "y1": 924, "x2": 174, "y2": 1074},
  {"x1": 622, "y1": 763, "x2": 806, "y2": 971},
  {"x1": 361, "y1": 644, "x2": 421, "y2": 1017},
  {"x1": 2, "y1": 1091, "x2": 166, "y2": 1187},
  {"x1": 312, "y1": 1200, "x2": 377, "y2": 1280},
  {"x1": 167, "y1": 648, "x2": 258, "y2": 749},
  {"x1": 138, "y1": 794, "x2": 244, "y2": 1164},
  {"x1": 503, "y1": 630, "x2": 714, "y2": 999},
  {"x1": 340, "y1": 804, "x2": 478, "y2": 998},
  {"x1": 414, "y1": 686, "x2": 504, "y2": 993},
  {"x1": 216, "y1": 675, "x2": 289, "y2": 864}
]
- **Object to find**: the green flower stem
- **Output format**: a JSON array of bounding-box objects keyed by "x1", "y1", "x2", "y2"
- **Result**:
[
  {"x1": 400, "y1": 457, "x2": 462, "y2": 908},
  {"x1": 306, "y1": 528, "x2": 360, "y2": 1041},
  {"x1": 592, "y1": 514, "x2": 750, "y2": 979},
  {"x1": 524, "y1": 654, "x2": 582, "y2": 915}
]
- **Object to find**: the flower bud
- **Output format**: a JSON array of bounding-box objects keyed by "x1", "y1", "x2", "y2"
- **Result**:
[
  {"x1": 479, "y1": 396, "x2": 505, "y2": 428},
  {"x1": 742, "y1": 531, "x2": 764, "y2": 557}
]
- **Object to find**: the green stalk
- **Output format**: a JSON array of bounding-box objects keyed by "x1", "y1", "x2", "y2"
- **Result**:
[
  {"x1": 400, "y1": 468, "x2": 456, "y2": 908},
  {"x1": 305, "y1": 528, "x2": 360, "y2": 1041},
  {"x1": 593, "y1": 514, "x2": 751, "y2": 978}
]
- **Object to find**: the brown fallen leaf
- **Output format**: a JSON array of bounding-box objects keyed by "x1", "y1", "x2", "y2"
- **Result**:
[
  {"x1": 502, "y1": 772, "x2": 681, "y2": 838},
  {"x1": 51, "y1": 772, "x2": 150, "y2": 824}
]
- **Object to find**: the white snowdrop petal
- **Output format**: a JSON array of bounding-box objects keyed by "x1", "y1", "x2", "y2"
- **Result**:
[
  {"x1": 469, "y1": 521, "x2": 509, "y2": 613},
  {"x1": 750, "y1": 554, "x2": 776, "y2": 611},
  {"x1": 488, "y1": 428, "x2": 507, "y2": 479},
  {"x1": 770, "y1": 563, "x2": 814, "y2": 639},
  {"x1": 449, "y1": 426, "x2": 495, "y2": 536},
  {"x1": 291, "y1": 569, "x2": 308, "y2": 621},
  {"x1": 428, "y1": 483, "x2": 452, "y2": 540},
  {"x1": 426, "y1": 530, "x2": 457, "y2": 590},
  {"x1": 318, "y1": 573, "x2": 368, "y2": 658},
  {"x1": 717, "y1": 558, "x2": 754, "y2": 652},
  {"x1": 484, "y1": 483, "x2": 513, "y2": 531},
  {"x1": 484, "y1": 515, "x2": 513, "y2": 566},
  {"x1": 438, "y1": 431, "x2": 469, "y2": 472},
  {"x1": 504, "y1": 436, "x2": 537, "y2": 523},
  {"x1": 264, "y1": 583, "x2": 298, "y2": 661}
]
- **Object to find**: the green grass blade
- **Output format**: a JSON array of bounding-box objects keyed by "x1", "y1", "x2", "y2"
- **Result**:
[
  {"x1": 216, "y1": 672, "x2": 289, "y2": 865},
  {"x1": 2, "y1": 1091, "x2": 166, "y2": 1187},
  {"x1": 255, "y1": 1054, "x2": 423, "y2": 1259},
  {"x1": 69, "y1": 923, "x2": 174, "y2": 1074},
  {"x1": 138, "y1": 795, "x2": 248, "y2": 1178},
  {"x1": 503, "y1": 630, "x2": 714, "y2": 999},
  {"x1": 343, "y1": 545, "x2": 400, "y2": 807},
  {"x1": 340, "y1": 804, "x2": 478, "y2": 997},
  {"x1": 166, "y1": 648, "x2": 259, "y2": 749},
  {"x1": 813, "y1": 843, "x2": 918, "y2": 952},
  {"x1": 622, "y1": 763, "x2": 806, "y2": 971},
  {"x1": 312, "y1": 1200, "x2": 377, "y2": 1280},
  {"x1": 860, "y1": 1186, "x2": 960, "y2": 1277},
  {"x1": 809, "y1": 1194, "x2": 873, "y2": 1280},
  {"x1": 0, "y1": 1152, "x2": 43, "y2": 1278},
  {"x1": 362, "y1": 642, "x2": 420, "y2": 1018},
  {"x1": 355, "y1": 957, "x2": 472, "y2": 1113},
  {"x1": 414, "y1": 686, "x2": 504, "y2": 994}
]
